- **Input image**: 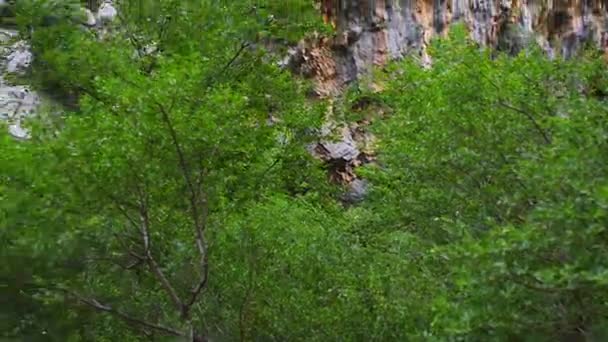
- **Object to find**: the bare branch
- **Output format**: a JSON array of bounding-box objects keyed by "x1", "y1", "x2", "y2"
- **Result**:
[
  {"x1": 155, "y1": 102, "x2": 197, "y2": 200},
  {"x1": 138, "y1": 205, "x2": 185, "y2": 315},
  {"x1": 185, "y1": 250, "x2": 209, "y2": 308},
  {"x1": 461, "y1": 60, "x2": 552, "y2": 145},
  {"x1": 66, "y1": 290, "x2": 186, "y2": 337},
  {"x1": 113, "y1": 202, "x2": 140, "y2": 229},
  {"x1": 155, "y1": 102, "x2": 210, "y2": 313},
  {"x1": 217, "y1": 41, "x2": 251, "y2": 80},
  {"x1": 124, "y1": 258, "x2": 144, "y2": 270},
  {"x1": 497, "y1": 100, "x2": 552, "y2": 144},
  {"x1": 508, "y1": 270, "x2": 570, "y2": 293}
]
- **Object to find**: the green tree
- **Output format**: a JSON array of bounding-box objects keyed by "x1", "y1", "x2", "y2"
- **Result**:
[
  {"x1": 4, "y1": 2, "x2": 608, "y2": 340},
  {"x1": 3, "y1": 0, "x2": 331, "y2": 339},
  {"x1": 359, "y1": 25, "x2": 608, "y2": 340}
]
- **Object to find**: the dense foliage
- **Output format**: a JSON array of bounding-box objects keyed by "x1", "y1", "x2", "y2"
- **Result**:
[{"x1": 2, "y1": 1, "x2": 608, "y2": 340}]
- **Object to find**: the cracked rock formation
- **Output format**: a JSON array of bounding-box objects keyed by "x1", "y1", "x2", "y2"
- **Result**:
[{"x1": 293, "y1": 0, "x2": 608, "y2": 96}]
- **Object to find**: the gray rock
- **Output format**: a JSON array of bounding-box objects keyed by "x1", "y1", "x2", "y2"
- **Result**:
[
  {"x1": 6, "y1": 41, "x2": 32, "y2": 74},
  {"x1": 321, "y1": 140, "x2": 359, "y2": 161},
  {"x1": 315, "y1": 125, "x2": 360, "y2": 161},
  {"x1": 84, "y1": 8, "x2": 97, "y2": 26},
  {"x1": 8, "y1": 122, "x2": 29, "y2": 139},
  {"x1": 294, "y1": 0, "x2": 608, "y2": 90},
  {"x1": 0, "y1": 29, "x2": 17, "y2": 45},
  {"x1": 0, "y1": 85, "x2": 40, "y2": 126},
  {"x1": 343, "y1": 179, "x2": 368, "y2": 204},
  {"x1": 0, "y1": 30, "x2": 41, "y2": 139},
  {"x1": 97, "y1": 1, "x2": 117, "y2": 24}
]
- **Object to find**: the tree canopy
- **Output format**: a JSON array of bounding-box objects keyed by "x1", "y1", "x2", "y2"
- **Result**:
[{"x1": 2, "y1": 1, "x2": 608, "y2": 341}]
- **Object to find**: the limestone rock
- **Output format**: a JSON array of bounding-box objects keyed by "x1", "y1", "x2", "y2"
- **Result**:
[
  {"x1": 83, "y1": 8, "x2": 97, "y2": 26},
  {"x1": 0, "y1": 85, "x2": 40, "y2": 140},
  {"x1": 0, "y1": 29, "x2": 17, "y2": 45},
  {"x1": 97, "y1": 1, "x2": 117, "y2": 24},
  {"x1": 6, "y1": 41, "x2": 32, "y2": 74},
  {"x1": 8, "y1": 122, "x2": 29, "y2": 140},
  {"x1": 311, "y1": 120, "x2": 376, "y2": 202},
  {"x1": 0, "y1": 30, "x2": 40, "y2": 140},
  {"x1": 297, "y1": 0, "x2": 608, "y2": 93},
  {"x1": 313, "y1": 125, "x2": 359, "y2": 162}
]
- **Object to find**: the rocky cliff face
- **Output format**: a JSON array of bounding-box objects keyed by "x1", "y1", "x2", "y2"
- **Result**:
[
  {"x1": 290, "y1": 0, "x2": 608, "y2": 96},
  {"x1": 292, "y1": 0, "x2": 608, "y2": 201}
]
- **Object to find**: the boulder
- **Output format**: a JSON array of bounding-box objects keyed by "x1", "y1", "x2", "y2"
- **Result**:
[{"x1": 313, "y1": 125, "x2": 360, "y2": 162}]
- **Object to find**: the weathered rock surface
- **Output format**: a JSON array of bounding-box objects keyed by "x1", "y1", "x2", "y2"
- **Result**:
[
  {"x1": 0, "y1": 29, "x2": 39, "y2": 139},
  {"x1": 97, "y1": 1, "x2": 117, "y2": 24},
  {"x1": 6, "y1": 40, "x2": 32, "y2": 74},
  {"x1": 294, "y1": 0, "x2": 608, "y2": 96},
  {"x1": 310, "y1": 104, "x2": 379, "y2": 202},
  {"x1": 344, "y1": 178, "x2": 369, "y2": 203},
  {"x1": 83, "y1": 8, "x2": 97, "y2": 27}
]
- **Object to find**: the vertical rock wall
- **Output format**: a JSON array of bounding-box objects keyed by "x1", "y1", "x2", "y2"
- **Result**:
[{"x1": 295, "y1": 0, "x2": 608, "y2": 95}]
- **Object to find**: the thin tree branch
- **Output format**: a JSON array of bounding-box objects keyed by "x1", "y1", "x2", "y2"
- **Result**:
[
  {"x1": 155, "y1": 102, "x2": 196, "y2": 201},
  {"x1": 155, "y1": 102, "x2": 209, "y2": 314},
  {"x1": 496, "y1": 100, "x2": 552, "y2": 144},
  {"x1": 114, "y1": 202, "x2": 140, "y2": 229},
  {"x1": 191, "y1": 40, "x2": 252, "y2": 109},
  {"x1": 65, "y1": 290, "x2": 186, "y2": 337},
  {"x1": 138, "y1": 205, "x2": 185, "y2": 315},
  {"x1": 185, "y1": 250, "x2": 209, "y2": 308},
  {"x1": 508, "y1": 271, "x2": 570, "y2": 293},
  {"x1": 460, "y1": 60, "x2": 552, "y2": 145},
  {"x1": 217, "y1": 41, "x2": 251, "y2": 80}
]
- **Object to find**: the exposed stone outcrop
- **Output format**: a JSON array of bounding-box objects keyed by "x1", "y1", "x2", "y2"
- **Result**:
[
  {"x1": 307, "y1": 97, "x2": 385, "y2": 203},
  {"x1": 0, "y1": 1, "x2": 119, "y2": 139},
  {"x1": 82, "y1": 8, "x2": 97, "y2": 27},
  {"x1": 0, "y1": 29, "x2": 39, "y2": 140},
  {"x1": 292, "y1": 1, "x2": 608, "y2": 202},
  {"x1": 6, "y1": 40, "x2": 32, "y2": 74},
  {"x1": 310, "y1": 121, "x2": 376, "y2": 203},
  {"x1": 96, "y1": 1, "x2": 117, "y2": 25},
  {"x1": 294, "y1": 0, "x2": 608, "y2": 96},
  {"x1": 0, "y1": 84, "x2": 38, "y2": 139}
]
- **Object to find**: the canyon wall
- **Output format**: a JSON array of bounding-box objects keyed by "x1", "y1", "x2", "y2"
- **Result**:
[{"x1": 290, "y1": 0, "x2": 608, "y2": 96}]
